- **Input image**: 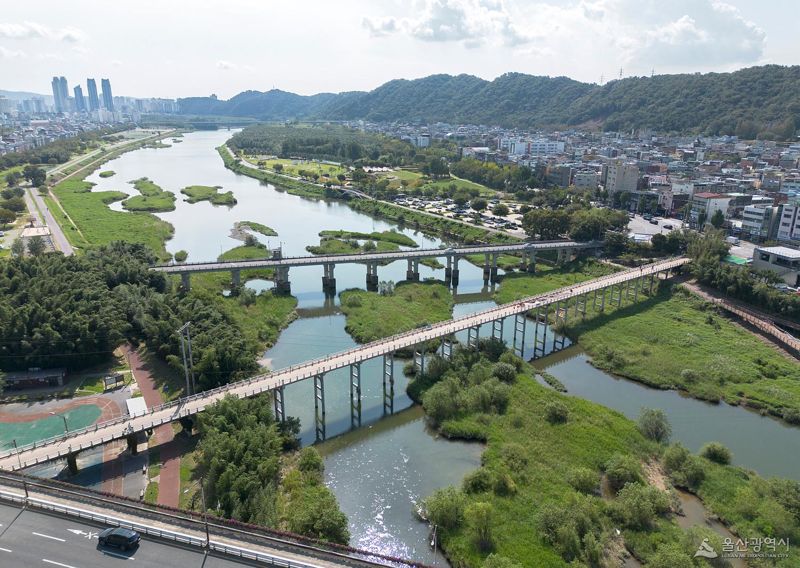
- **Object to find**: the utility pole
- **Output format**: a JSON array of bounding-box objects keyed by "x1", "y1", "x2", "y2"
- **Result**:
[
  {"x1": 176, "y1": 322, "x2": 196, "y2": 396},
  {"x1": 200, "y1": 481, "x2": 210, "y2": 549},
  {"x1": 12, "y1": 439, "x2": 28, "y2": 499}
]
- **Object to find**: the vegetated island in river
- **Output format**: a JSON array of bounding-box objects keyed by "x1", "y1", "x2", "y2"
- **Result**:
[
  {"x1": 181, "y1": 185, "x2": 237, "y2": 206},
  {"x1": 98, "y1": 170, "x2": 115, "y2": 178},
  {"x1": 122, "y1": 177, "x2": 176, "y2": 212},
  {"x1": 234, "y1": 221, "x2": 278, "y2": 237}
]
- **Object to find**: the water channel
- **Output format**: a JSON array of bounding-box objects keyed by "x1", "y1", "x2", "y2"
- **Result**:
[{"x1": 82, "y1": 130, "x2": 799, "y2": 563}]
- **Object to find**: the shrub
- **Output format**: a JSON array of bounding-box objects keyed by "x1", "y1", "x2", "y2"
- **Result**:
[
  {"x1": 605, "y1": 454, "x2": 643, "y2": 492},
  {"x1": 174, "y1": 249, "x2": 188, "y2": 262},
  {"x1": 567, "y1": 467, "x2": 599, "y2": 495},
  {"x1": 482, "y1": 554, "x2": 522, "y2": 568},
  {"x1": 466, "y1": 502, "x2": 494, "y2": 551},
  {"x1": 783, "y1": 408, "x2": 800, "y2": 425},
  {"x1": 663, "y1": 443, "x2": 705, "y2": 490},
  {"x1": 424, "y1": 487, "x2": 466, "y2": 529},
  {"x1": 493, "y1": 471, "x2": 517, "y2": 496},
  {"x1": 637, "y1": 407, "x2": 672, "y2": 443},
  {"x1": 297, "y1": 447, "x2": 324, "y2": 479},
  {"x1": 500, "y1": 443, "x2": 528, "y2": 472},
  {"x1": 544, "y1": 400, "x2": 569, "y2": 424},
  {"x1": 498, "y1": 351, "x2": 524, "y2": 372},
  {"x1": 700, "y1": 442, "x2": 732, "y2": 465},
  {"x1": 491, "y1": 362, "x2": 517, "y2": 383},
  {"x1": 648, "y1": 543, "x2": 695, "y2": 568},
  {"x1": 463, "y1": 468, "x2": 494, "y2": 494},
  {"x1": 613, "y1": 482, "x2": 670, "y2": 529}
]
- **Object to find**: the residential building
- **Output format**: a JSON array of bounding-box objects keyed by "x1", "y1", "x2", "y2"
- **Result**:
[
  {"x1": 604, "y1": 159, "x2": 639, "y2": 194},
  {"x1": 777, "y1": 198, "x2": 800, "y2": 243},
  {"x1": 529, "y1": 139, "x2": 565, "y2": 155},
  {"x1": 87, "y1": 78, "x2": 100, "y2": 111},
  {"x1": 101, "y1": 78, "x2": 114, "y2": 111},
  {"x1": 741, "y1": 203, "x2": 780, "y2": 242},
  {"x1": 413, "y1": 134, "x2": 430, "y2": 148},
  {"x1": 73, "y1": 85, "x2": 86, "y2": 112},
  {"x1": 573, "y1": 170, "x2": 600, "y2": 190},
  {"x1": 752, "y1": 246, "x2": 800, "y2": 286},
  {"x1": 51, "y1": 76, "x2": 69, "y2": 113},
  {"x1": 688, "y1": 192, "x2": 731, "y2": 227}
]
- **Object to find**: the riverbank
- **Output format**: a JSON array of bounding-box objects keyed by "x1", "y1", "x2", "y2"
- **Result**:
[
  {"x1": 217, "y1": 143, "x2": 516, "y2": 245},
  {"x1": 567, "y1": 285, "x2": 800, "y2": 423},
  {"x1": 411, "y1": 345, "x2": 800, "y2": 567}
]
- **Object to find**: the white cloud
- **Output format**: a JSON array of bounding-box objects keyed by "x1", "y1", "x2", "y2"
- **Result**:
[
  {"x1": 216, "y1": 60, "x2": 253, "y2": 72},
  {"x1": 0, "y1": 21, "x2": 86, "y2": 43},
  {"x1": 0, "y1": 45, "x2": 25, "y2": 58},
  {"x1": 363, "y1": 0, "x2": 534, "y2": 48}
]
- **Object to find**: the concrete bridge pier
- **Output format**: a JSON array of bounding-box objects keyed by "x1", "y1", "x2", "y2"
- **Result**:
[
  {"x1": 467, "y1": 325, "x2": 480, "y2": 349},
  {"x1": 445, "y1": 255, "x2": 453, "y2": 283},
  {"x1": 492, "y1": 318, "x2": 504, "y2": 340},
  {"x1": 440, "y1": 336, "x2": 454, "y2": 360},
  {"x1": 274, "y1": 266, "x2": 291, "y2": 295},
  {"x1": 383, "y1": 354, "x2": 394, "y2": 415},
  {"x1": 527, "y1": 250, "x2": 537, "y2": 273},
  {"x1": 350, "y1": 363, "x2": 362, "y2": 429},
  {"x1": 451, "y1": 256, "x2": 460, "y2": 286},
  {"x1": 314, "y1": 374, "x2": 326, "y2": 442},
  {"x1": 231, "y1": 269, "x2": 241, "y2": 288},
  {"x1": 126, "y1": 433, "x2": 139, "y2": 455},
  {"x1": 366, "y1": 262, "x2": 379, "y2": 291},
  {"x1": 66, "y1": 451, "x2": 79, "y2": 475},
  {"x1": 322, "y1": 263, "x2": 336, "y2": 294},
  {"x1": 512, "y1": 313, "x2": 526, "y2": 358},
  {"x1": 413, "y1": 349, "x2": 426, "y2": 375},
  {"x1": 406, "y1": 259, "x2": 420, "y2": 281},
  {"x1": 273, "y1": 385, "x2": 285, "y2": 423},
  {"x1": 490, "y1": 253, "x2": 499, "y2": 283},
  {"x1": 180, "y1": 272, "x2": 191, "y2": 291},
  {"x1": 482, "y1": 253, "x2": 491, "y2": 283},
  {"x1": 533, "y1": 305, "x2": 549, "y2": 359}
]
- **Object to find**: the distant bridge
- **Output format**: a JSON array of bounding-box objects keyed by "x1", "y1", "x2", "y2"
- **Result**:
[
  {"x1": 151, "y1": 240, "x2": 602, "y2": 293},
  {"x1": 0, "y1": 257, "x2": 688, "y2": 473}
]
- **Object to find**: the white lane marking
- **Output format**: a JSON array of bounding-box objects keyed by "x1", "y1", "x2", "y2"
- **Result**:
[
  {"x1": 101, "y1": 550, "x2": 135, "y2": 560},
  {"x1": 0, "y1": 546, "x2": 12, "y2": 552},
  {"x1": 32, "y1": 532, "x2": 66, "y2": 542},
  {"x1": 42, "y1": 560, "x2": 78, "y2": 568},
  {"x1": 67, "y1": 529, "x2": 97, "y2": 539}
]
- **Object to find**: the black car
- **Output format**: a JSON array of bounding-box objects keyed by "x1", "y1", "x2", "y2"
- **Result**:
[{"x1": 98, "y1": 527, "x2": 140, "y2": 551}]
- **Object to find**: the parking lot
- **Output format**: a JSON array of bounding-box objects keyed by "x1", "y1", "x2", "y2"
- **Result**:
[{"x1": 627, "y1": 213, "x2": 684, "y2": 238}]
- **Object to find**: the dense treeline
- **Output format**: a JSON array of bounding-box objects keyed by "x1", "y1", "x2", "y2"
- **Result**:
[
  {"x1": 521, "y1": 207, "x2": 628, "y2": 241},
  {"x1": 179, "y1": 65, "x2": 800, "y2": 134},
  {"x1": 450, "y1": 159, "x2": 545, "y2": 191},
  {"x1": 229, "y1": 124, "x2": 453, "y2": 166},
  {"x1": 197, "y1": 395, "x2": 350, "y2": 543},
  {"x1": 0, "y1": 127, "x2": 127, "y2": 170},
  {"x1": 0, "y1": 243, "x2": 257, "y2": 388}
]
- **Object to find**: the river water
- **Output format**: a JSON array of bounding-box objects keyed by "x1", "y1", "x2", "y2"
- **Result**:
[{"x1": 84, "y1": 130, "x2": 799, "y2": 563}]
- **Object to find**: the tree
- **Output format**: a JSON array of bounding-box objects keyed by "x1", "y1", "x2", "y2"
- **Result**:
[
  {"x1": 5, "y1": 171, "x2": 21, "y2": 187},
  {"x1": 173, "y1": 250, "x2": 188, "y2": 262},
  {"x1": 697, "y1": 211, "x2": 708, "y2": 229},
  {"x1": 272, "y1": 163, "x2": 283, "y2": 173},
  {"x1": 492, "y1": 203, "x2": 509, "y2": 216},
  {"x1": 26, "y1": 235, "x2": 46, "y2": 257},
  {"x1": 710, "y1": 209, "x2": 725, "y2": 229},
  {"x1": 522, "y1": 209, "x2": 569, "y2": 240},
  {"x1": 424, "y1": 487, "x2": 466, "y2": 529},
  {"x1": 700, "y1": 442, "x2": 732, "y2": 464},
  {"x1": 605, "y1": 454, "x2": 643, "y2": 492},
  {"x1": 22, "y1": 165, "x2": 46, "y2": 187},
  {"x1": 466, "y1": 502, "x2": 494, "y2": 550},
  {"x1": 637, "y1": 407, "x2": 671, "y2": 443},
  {"x1": 10, "y1": 238, "x2": 24, "y2": 257},
  {"x1": 0, "y1": 208, "x2": 15, "y2": 225},
  {"x1": 471, "y1": 198, "x2": 488, "y2": 212}
]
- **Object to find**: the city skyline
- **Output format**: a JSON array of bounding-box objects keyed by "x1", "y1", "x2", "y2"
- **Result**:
[{"x1": 1, "y1": 0, "x2": 799, "y2": 99}]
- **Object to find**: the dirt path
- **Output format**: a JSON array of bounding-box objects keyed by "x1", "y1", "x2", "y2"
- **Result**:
[{"x1": 124, "y1": 345, "x2": 181, "y2": 508}]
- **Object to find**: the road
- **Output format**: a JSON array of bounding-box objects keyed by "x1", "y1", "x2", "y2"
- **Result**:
[
  {"x1": 0, "y1": 257, "x2": 688, "y2": 471},
  {"x1": 0, "y1": 501, "x2": 258, "y2": 568},
  {"x1": 26, "y1": 187, "x2": 74, "y2": 256}
]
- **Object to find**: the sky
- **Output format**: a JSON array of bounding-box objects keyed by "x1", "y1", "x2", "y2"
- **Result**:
[{"x1": 1, "y1": 0, "x2": 797, "y2": 100}]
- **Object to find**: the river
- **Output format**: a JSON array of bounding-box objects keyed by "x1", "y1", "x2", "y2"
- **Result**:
[{"x1": 82, "y1": 130, "x2": 799, "y2": 563}]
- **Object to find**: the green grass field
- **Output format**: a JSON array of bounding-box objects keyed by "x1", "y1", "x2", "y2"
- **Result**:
[
  {"x1": 51, "y1": 179, "x2": 174, "y2": 259},
  {"x1": 465, "y1": 253, "x2": 524, "y2": 272},
  {"x1": 494, "y1": 260, "x2": 619, "y2": 304},
  {"x1": 340, "y1": 282, "x2": 453, "y2": 343},
  {"x1": 246, "y1": 157, "x2": 348, "y2": 180},
  {"x1": 376, "y1": 169, "x2": 496, "y2": 198},
  {"x1": 181, "y1": 185, "x2": 237, "y2": 206},
  {"x1": 568, "y1": 287, "x2": 800, "y2": 418}
]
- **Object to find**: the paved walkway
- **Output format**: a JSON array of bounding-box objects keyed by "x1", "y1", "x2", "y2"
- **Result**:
[
  {"x1": 125, "y1": 346, "x2": 181, "y2": 508},
  {"x1": 26, "y1": 187, "x2": 73, "y2": 255}
]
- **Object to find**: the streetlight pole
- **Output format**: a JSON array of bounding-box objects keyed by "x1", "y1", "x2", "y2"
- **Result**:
[
  {"x1": 49, "y1": 412, "x2": 68, "y2": 434},
  {"x1": 176, "y1": 322, "x2": 195, "y2": 396},
  {"x1": 200, "y1": 481, "x2": 210, "y2": 549}
]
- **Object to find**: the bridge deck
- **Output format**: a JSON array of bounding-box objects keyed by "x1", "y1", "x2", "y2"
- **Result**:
[
  {"x1": 0, "y1": 257, "x2": 688, "y2": 471},
  {"x1": 151, "y1": 240, "x2": 599, "y2": 273}
]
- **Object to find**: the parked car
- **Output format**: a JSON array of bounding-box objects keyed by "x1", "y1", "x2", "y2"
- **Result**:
[
  {"x1": 649, "y1": 219, "x2": 658, "y2": 225},
  {"x1": 663, "y1": 224, "x2": 674, "y2": 230},
  {"x1": 98, "y1": 527, "x2": 140, "y2": 551}
]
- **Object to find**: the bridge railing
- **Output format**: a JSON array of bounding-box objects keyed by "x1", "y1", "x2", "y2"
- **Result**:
[{"x1": 1, "y1": 257, "x2": 687, "y2": 463}]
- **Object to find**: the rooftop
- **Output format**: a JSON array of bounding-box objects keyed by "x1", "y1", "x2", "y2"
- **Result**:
[{"x1": 756, "y1": 246, "x2": 800, "y2": 260}]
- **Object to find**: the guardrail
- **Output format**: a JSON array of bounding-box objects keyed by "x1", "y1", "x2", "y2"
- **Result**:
[{"x1": 0, "y1": 257, "x2": 688, "y2": 464}]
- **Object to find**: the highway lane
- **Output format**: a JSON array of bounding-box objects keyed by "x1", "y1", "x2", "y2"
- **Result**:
[{"x1": 0, "y1": 502, "x2": 262, "y2": 568}]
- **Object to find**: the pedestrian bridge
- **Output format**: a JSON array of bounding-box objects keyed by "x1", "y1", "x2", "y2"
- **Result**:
[
  {"x1": 151, "y1": 240, "x2": 602, "y2": 293},
  {"x1": 0, "y1": 257, "x2": 688, "y2": 472}
]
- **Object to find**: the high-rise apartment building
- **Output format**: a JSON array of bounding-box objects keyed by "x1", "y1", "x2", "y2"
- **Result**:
[
  {"x1": 73, "y1": 85, "x2": 86, "y2": 112},
  {"x1": 87, "y1": 78, "x2": 100, "y2": 111},
  {"x1": 101, "y1": 78, "x2": 114, "y2": 111},
  {"x1": 51, "y1": 76, "x2": 69, "y2": 112}
]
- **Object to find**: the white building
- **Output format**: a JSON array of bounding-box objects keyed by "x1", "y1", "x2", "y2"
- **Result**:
[
  {"x1": 752, "y1": 246, "x2": 800, "y2": 286},
  {"x1": 604, "y1": 159, "x2": 639, "y2": 194},
  {"x1": 777, "y1": 198, "x2": 800, "y2": 243},
  {"x1": 741, "y1": 203, "x2": 779, "y2": 242},
  {"x1": 572, "y1": 170, "x2": 600, "y2": 190},
  {"x1": 529, "y1": 139, "x2": 565, "y2": 156}
]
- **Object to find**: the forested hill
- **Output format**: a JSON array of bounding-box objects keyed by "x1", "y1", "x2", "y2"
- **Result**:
[{"x1": 178, "y1": 65, "x2": 800, "y2": 135}]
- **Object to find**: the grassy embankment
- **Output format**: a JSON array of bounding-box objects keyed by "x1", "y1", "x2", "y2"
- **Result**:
[
  {"x1": 122, "y1": 177, "x2": 176, "y2": 212},
  {"x1": 494, "y1": 260, "x2": 620, "y2": 303},
  {"x1": 218, "y1": 145, "x2": 515, "y2": 245},
  {"x1": 99, "y1": 170, "x2": 115, "y2": 178},
  {"x1": 181, "y1": 185, "x2": 237, "y2": 206},
  {"x1": 49, "y1": 179, "x2": 173, "y2": 259},
  {"x1": 566, "y1": 286, "x2": 800, "y2": 422},
  {"x1": 375, "y1": 168, "x2": 497, "y2": 198},
  {"x1": 243, "y1": 156, "x2": 348, "y2": 180}
]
